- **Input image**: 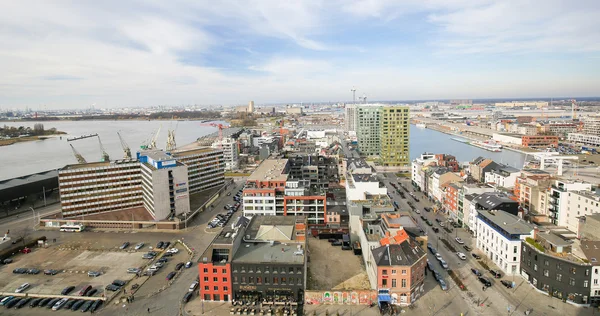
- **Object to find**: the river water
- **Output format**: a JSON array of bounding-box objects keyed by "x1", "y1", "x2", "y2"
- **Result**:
[{"x1": 0, "y1": 121, "x2": 525, "y2": 181}]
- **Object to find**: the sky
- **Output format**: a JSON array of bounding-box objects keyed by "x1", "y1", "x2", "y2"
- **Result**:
[{"x1": 1, "y1": 0, "x2": 599, "y2": 109}]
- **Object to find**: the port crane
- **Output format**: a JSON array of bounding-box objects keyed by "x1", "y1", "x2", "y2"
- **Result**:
[
  {"x1": 141, "y1": 125, "x2": 162, "y2": 150},
  {"x1": 70, "y1": 144, "x2": 87, "y2": 164},
  {"x1": 117, "y1": 132, "x2": 132, "y2": 159},
  {"x1": 166, "y1": 120, "x2": 179, "y2": 152},
  {"x1": 97, "y1": 136, "x2": 110, "y2": 162}
]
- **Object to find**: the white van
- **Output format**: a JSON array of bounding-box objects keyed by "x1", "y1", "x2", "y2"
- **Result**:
[{"x1": 189, "y1": 281, "x2": 199, "y2": 292}]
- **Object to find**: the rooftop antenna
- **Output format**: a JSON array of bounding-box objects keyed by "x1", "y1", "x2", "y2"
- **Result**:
[{"x1": 351, "y1": 87, "x2": 356, "y2": 103}]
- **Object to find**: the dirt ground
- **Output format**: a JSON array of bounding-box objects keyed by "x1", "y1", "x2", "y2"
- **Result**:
[{"x1": 307, "y1": 238, "x2": 370, "y2": 291}]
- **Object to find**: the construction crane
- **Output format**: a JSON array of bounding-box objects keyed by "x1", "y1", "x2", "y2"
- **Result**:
[
  {"x1": 97, "y1": 136, "x2": 110, "y2": 162},
  {"x1": 117, "y1": 132, "x2": 132, "y2": 159},
  {"x1": 70, "y1": 144, "x2": 87, "y2": 164},
  {"x1": 199, "y1": 122, "x2": 229, "y2": 148},
  {"x1": 571, "y1": 99, "x2": 578, "y2": 120},
  {"x1": 141, "y1": 125, "x2": 162, "y2": 150}
]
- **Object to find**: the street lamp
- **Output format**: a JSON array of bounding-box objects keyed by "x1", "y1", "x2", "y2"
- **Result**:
[{"x1": 29, "y1": 207, "x2": 36, "y2": 229}]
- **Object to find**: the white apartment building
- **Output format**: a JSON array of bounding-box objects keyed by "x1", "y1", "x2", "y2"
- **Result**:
[
  {"x1": 549, "y1": 180, "x2": 593, "y2": 227},
  {"x1": 345, "y1": 104, "x2": 357, "y2": 132},
  {"x1": 583, "y1": 119, "x2": 600, "y2": 136},
  {"x1": 484, "y1": 164, "x2": 520, "y2": 189},
  {"x1": 476, "y1": 210, "x2": 534, "y2": 276},
  {"x1": 411, "y1": 153, "x2": 436, "y2": 190},
  {"x1": 568, "y1": 133, "x2": 600, "y2": 147},
  {"x1": 171, "y1": 148, "x2": 225, "y2": 193},
  {"x1": 345, "y1": 172, "x2": 387, "y2": 201},
  {"x1": 562, "y1": 190, "x2": 600, "y2": 233},
  {"x1": 211, "y1": 137, "x2": 239, "y2": 171},
  {"x1": 253, "y1": 136, "x2": 276, "y2": 148}
]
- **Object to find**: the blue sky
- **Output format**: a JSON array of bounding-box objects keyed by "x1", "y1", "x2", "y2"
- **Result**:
[{"x1": 1, "y1": 0, "x2": 599, "y2": 109}]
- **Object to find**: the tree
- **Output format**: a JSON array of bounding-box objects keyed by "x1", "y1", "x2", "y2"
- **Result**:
[
  {"x1": 13, "y1": 227, "x2": 33, "y2": 246},
  {"x1": 33, "y1": 123, "x2": 44, "y2": 135}
]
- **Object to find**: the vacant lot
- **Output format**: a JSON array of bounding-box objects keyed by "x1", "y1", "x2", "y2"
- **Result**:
[
  {"x1": 0, "y1": 246, "x2": 147, "y2": 297},
  {"x1": 307, "y1": 238, "x2": 370, "y2": 290}
]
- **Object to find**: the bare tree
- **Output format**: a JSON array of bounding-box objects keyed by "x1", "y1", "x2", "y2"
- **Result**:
[
  {"x1": 33, "y1": 123, "x2": 44, "y2": 135},
  {"x1": 13, "y1": 227, "x2": 33, "y2": 246}
]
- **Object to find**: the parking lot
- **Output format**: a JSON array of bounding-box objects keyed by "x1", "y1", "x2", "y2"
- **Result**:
[{"x1": 307, "y1": 238, "x2": 370, "y2": 290}]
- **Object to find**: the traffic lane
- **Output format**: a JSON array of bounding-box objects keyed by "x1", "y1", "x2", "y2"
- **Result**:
[{"x1": 187, "y1": 180, "x2": 245, "y2": 228}]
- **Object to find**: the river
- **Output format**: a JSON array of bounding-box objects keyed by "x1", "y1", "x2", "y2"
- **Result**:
[{"x1": 0, "y1": 121, "x2": 526, "y2": 181}]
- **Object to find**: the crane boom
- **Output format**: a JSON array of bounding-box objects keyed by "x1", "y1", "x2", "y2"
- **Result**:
[
  {"x1": 150, "y1": 125, "x2": 161, "y2": 149},
  {"x1": 117, "y1": 132, "x2": 132, "y2": 159},
  {"x1": 97, "y1": 136, "x2": 110, "y2": 162},
  {"x1": 70, "y1": 144, "x2": 87, "y2": 164}
]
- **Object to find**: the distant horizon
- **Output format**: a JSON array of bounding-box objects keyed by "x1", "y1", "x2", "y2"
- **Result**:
[{"x1": 2, "y1": 96, "x2": 600, "y2": 112}]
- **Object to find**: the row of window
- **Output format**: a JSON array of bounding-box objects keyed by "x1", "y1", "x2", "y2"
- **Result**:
[
  {"x1": 233, "y1": 266, "x2": 302, "y2": 274},
  {"x1": 234, "y1": 276, "x2": 301, "y2": 286},
  {"x1": 382, "y1": 278, "x2": 407, "y2": 288},
  {"x1": 381, "y1": 269, "x2": 407, "y2": 275}
]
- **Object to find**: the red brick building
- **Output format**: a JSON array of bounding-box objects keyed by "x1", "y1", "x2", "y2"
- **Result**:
[
  {"x1": 521, "y1": 135, "x2": 558, "y2": 149},
  {"x1": 443, "y1": 182, "x2": 462, "y2": 219}
]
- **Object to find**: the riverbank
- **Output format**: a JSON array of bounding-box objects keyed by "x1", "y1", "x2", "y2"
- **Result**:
[{"x1": 0, "y1": 134, "x2": 65, "y2": 147}]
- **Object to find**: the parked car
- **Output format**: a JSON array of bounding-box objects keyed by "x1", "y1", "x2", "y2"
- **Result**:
[
  {"x1": 27, "y1": 268, "x2": 40, "y2": 274},
  {"x1": 158, "y1": 257, "x2": 169, "y2": 263},
  {"x1": 463, "y1": 245, "x2": 472, "y2": 252},
  {"x1": 15, "y1": 297, "x2": 30, "y2": 309},
  {"x1": 0, "y1": 296, "x2": 14, "y2": 306},
  {"x1": 38, "y1": 297, "x2": 52, "y2": 307},
  {"x1": 183, "y1": 292, "x2": 193, "y2": 303},
  {"x1": 156, "y1": 241, "x2": 164, "y2": 249},
  {"x1": 52, "y1": 298, "x2": 68, "y2": 311},
  {"x1": 185, "y1": 261, "x2": 193, "y2": 269},
  {"x1": 78, "y1": 285, "x2": 92, "y2": 296},
  {"x1": 175, "y1": 262, "x2": 185, "y2": 271},
  {"x1": 438, "y1": 279, "x2": 448, "y2": 291},
  {"x1": 433, "y1": 270, "x2": 442, "y2": 281},
  {"x1": 134, "y1": 242, "x2": 145, "y2": 250},
  {"x1": 12, "y1": 268, "x2": 27, "y2": 274},
  {"x1": 189, "y1": 281, "x2": 199, "y2": 292},
  {"x1": 90, "y1": 300, "x2": 103, "y2": 313},
  {"x1": 439, "y1": 259, "x2": 449, "y2": 269},
  {"x1": 2, "y1": 258, "x2": 13, "y2": 264},
  {"x1": 61, "y1": 286, "x2": 75, "y2": 295},
  {"x1": 331, "y1": 241, "x2": 342, "y2": 246},
  {"x1": 426, "y1": 260, "x2": 434, "y2": 272},
  {"x1": 167, "y1": 248, "x2": 179, "y2": 254},
  {"x1": 439, "y1": 222, "x2": 445, "y2": 227},
  {"x1": 501, "y1": 280, "x2": 514, "y2": 288},
  {"x1": 87, "y1": 289, "x2": 98, "y2": 297},
  {"x1": 44, "y1": 269, "x2": 59, "y2": 275},
  {"x1": 80, "y1": 300, "x2": 93, "y2": 312},
  {"x1": 15, "y1": 283, "x2": 30, "y2": 293},
  {"x1": 163, "y1": 242, "x2": 171, "y2": 249},
  {"x1": 420, "y1": 215, "x2": 426, "y2": 220},
  {"x1": 142, "y1": 253, "x2": 154, "y2": 259},
  {"x1": 119, "y1": 242, "x2": 130, "y2": 250},
  {"x1": 127, "y1": 268, "x2": 141, "y2": 274},
  {"x1": 63, "y1": 299, "x2": 76, "y2": 309},
  {"x1": 489, "y1": 270, "x2": 502, "y2": 278},
  {"x1": 112, "y1": 280, "x2": 126, "y2": 287},
  {"x1": 71, "y1": 300, "x2": 85, "y2": 311},
  {"x1": 432, "y1": 227, "x2": 439, "y2": 233},
  {"x1": 426, "y1": 220, "x2": 433, "y2": 226},
  {"x1": 472, "y1": 253, "x2": 481, "y2": 260},
  {"x1": 5, "y1": 298, "x2": 21, "y2": 309},
  {"x1": 479, "y1": 277, "x2": 492, "y2": 287},
  {"x1": 88, "y1": 271, "x2": 102, "y2": 277},
  {"x1": 456, "y1": 252, "x2": 467, "y2": 260},
  {"x1": 105, "y1": 284, "x2": 120, "y2": 292},
  {"x1": 435, "y1": 253, "x2": 443, "y2": 261},
  {"x1": 29, "y1": 298, "x2": 42, "y2": 308},
  {"x1": 46, "y1": 298, "x2": 60, "y2": 309},
  {"x1": 455, "y1": 237, "x2": 464, "y2": 244},
  {"x1": 166, "y1": 271, "x2": 176, "y2": 280}
]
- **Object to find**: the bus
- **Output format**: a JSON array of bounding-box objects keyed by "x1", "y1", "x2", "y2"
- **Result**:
[{"x1": 59, "y1": 224, "x2": 85, "y2": 232}]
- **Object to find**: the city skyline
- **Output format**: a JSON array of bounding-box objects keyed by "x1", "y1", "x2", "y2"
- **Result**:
[{"x1": 1, "y1": 1, "x2": 600, "y2": 109}]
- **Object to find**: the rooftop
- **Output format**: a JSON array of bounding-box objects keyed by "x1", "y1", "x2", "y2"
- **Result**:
[
  {"x1": 247, "y1": 159, "x2": 289, "y2": 182},
  {"x1": 473, "y1": 192, "x2": 515, "y2": 210},
  {"x1": 477, "y1": 210, "x2": 534, "y2": 235},
  {"x1": 60, "y1": 159, "x2": 138, "y2": 171},
  {"x1": 172, "y1": 146, "x2": 219, "y2": 157},
  {"x1": 371, "y1": 240, "x2": 426, "y2": 267},
  {"x1": 139, "y1": 149, "x2": 172, "y2": 161},
  {"x1": 580, "y1": 241, "x2": 600, "y2": 264},
  {"x1": 351, "y1": 173, "x2": 380, "y2": 183}
]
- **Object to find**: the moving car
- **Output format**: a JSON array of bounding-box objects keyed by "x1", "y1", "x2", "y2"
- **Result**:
[
  {"x1": 88, "y1": 271, "x2": 102, "y2": 277},
  {"x1": 432, "y1": 227, "x2": 439, "y2": 233},
  {"x1": 426, "y1": 220, "x2": 433, "y2": 226},
  {"x1": 456, "y1": 252, "x2": 467, "y2": 260},
  {"x1": 472, "y1": 253, "x2": 482, "y2": 260},
  {"x1": 127, "y1": 268, "x2": 141, "y2": 274},
  {"x1": 501, "y1": 280, "x2": 514, "y2": 288},
  {"x1": 15, "y1": 283, "x2": 30, "y2": 293},
  {"x1": 455, "y1": 237, "x2": 464, "y2": 244},
  {"x1": 463, "y1": 245, "x2": 472, "y2": 252}
]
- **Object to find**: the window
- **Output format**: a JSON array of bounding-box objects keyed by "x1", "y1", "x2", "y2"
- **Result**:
[
  {"x1": 543, "y1": 269, "x2": 549, "y2": 277},
  {"x1": 544, "y1": 260, "x2": 549, "y2": 266},
  {"x1": 289, "y1": 267, "x2": 294, "y2": 274},
  {"x1": 204, "y1": 286, "x2": 209, "y2": 290},
  {"x1": 297, "y1": 267, "x2": 303, "y2": 274},
  {"x1": 392, "y1": 279, "x2": 397, "y2": 287},
  {"x1": 586, "y1": 270, "x2": 590, "y2": 276},
  {"x1": 224, "y1": 286, "x2": 229, "y2": 291},
  {"x1": 213, "y1": 269, "x2": 217, "y2": 273},
  {"x1": 203, "y1": 268, "x2": 208, "y2": 273},
  {"x1": 214, "y1": 286, "x2": 219, "y2": 291},
  {"x1": 382, "y1": 279, "x2": 388, "y2": 287},
  {"x1": 401, "y1": 270, "x2": 407, "y2": 275},
  {"x1": 241, "y1": 266, "x2": 246, "y2": 273},
  {"x1": 392, "y1": 270, "x2": 397, "y2": 275},
  {"x1": 534, "y1": 264, "x2": 538, "y2": 271},
  {"x1": 382, "y1": 270, "x2": 388, "y2": 275},
  {"x1": 265, "y1": 277, "x2": 270, "y2": 284},
  {"x1": 241, "y1": 277, "x2": 246, "y2": 284},
  {"x1": 233, "y1": 276, "x2": 238, "y2": 283},
  {"x1": 584, "y1": 280, "x2": 589, "y2": 287},
  {"x1": 595, "y1": 279, "x2": 599, "y2": 285},
  {"x1": 569, "y1": 278, "x2": 576, "y2": 286},
  {"x1": 570, "y1": 267, "x2": 577, "y2": 274},
  {"x1": 204, "y1": 277, "x2": 209, "y2": 282},
  {"x1": 265, "y1": 267, "x2": 270, "y2": 274},
  {"x1": 213, "y1": 277, "x2": 218, "y2": 282},
  {"x1": 401, "y1": 279, "x2": 407, "y2": 288},
  {"x1": 282, "y1": 277, "x2": 286, "y2": 285},
  {"x1": 514, "y1": 246, "x2": 518, "y2": 254},
  {"x1": 557, "y1": 263, "x2": 562, "y2": 270},
  {"x1": 273, "y1": 277, "x2": 279, "y2": 285},
  {"x1": 556, "y1": 274, "x2": 562, "y2": 282},
  {"x1": 257, "y1": 277, "x2": 262, "y2": 284},
  {"x1": 249, "y1": 277, "x2": 254, "y2": 284},
  {"x1": 273, "y1": 267, "x2": 278, "y2": 274},
  {"x1": 223, "y1": 278, "x2": 228, "y2": 282},
  {"x1": 288, "y1": 277, "x2": 294, "y2": 285},
  {"x1": 222, "y1": 269, "x2": 227, "y2": 274}
]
